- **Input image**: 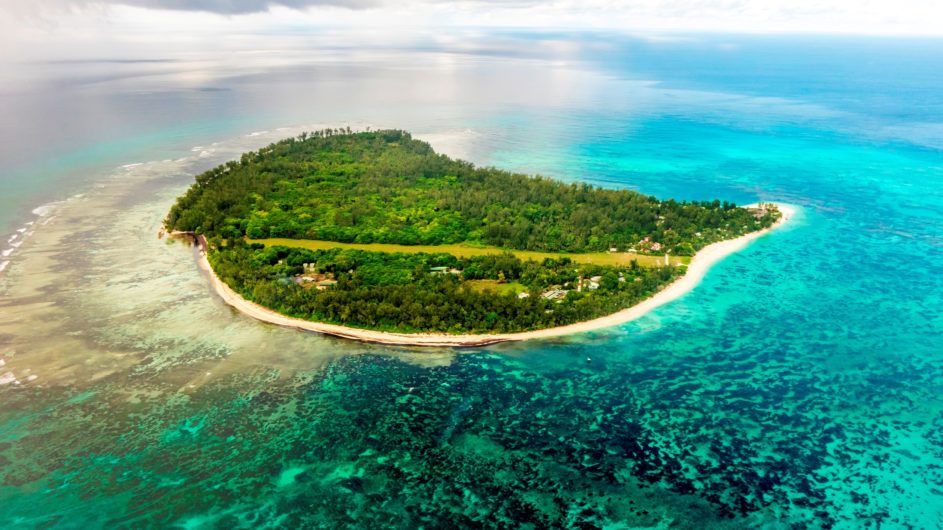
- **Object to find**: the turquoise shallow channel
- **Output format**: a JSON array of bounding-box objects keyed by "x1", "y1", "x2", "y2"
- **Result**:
[{"x1": 1, "y1": 34, "x2": 943, "y2": 528}]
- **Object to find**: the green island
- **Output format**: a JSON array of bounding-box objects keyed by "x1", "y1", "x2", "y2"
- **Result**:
[{"x1": 165, "y1": 129, "x2": 780, "y2": 335}]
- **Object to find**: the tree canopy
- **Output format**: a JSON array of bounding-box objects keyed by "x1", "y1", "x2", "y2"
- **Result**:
[
  {"x1": 167, "y1": 129, "x2": 777, "y2": 255},
  {"x1": 166, "y1": 129, "x2": 779, "y2": 334}
]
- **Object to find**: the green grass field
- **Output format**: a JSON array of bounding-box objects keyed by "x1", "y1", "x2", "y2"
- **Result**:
[
  {"x1": 465, "y1": 280, "x2": 528, "y2": 295},
  {"x1": 249, "y1": 238, "x2": 690, "y2": 267}
]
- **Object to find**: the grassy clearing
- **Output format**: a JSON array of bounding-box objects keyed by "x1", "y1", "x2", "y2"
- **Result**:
[
  {"x1": 249, "y1": 239, "x2": 690, "y2": 267},
  {"x1": 465, "y1": 280, "x2": 528, "y2": 295}
]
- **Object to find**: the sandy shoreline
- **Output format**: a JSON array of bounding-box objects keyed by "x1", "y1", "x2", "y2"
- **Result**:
[{"x1": 186, "y1": 203, "x2": 795, "y2": 347}]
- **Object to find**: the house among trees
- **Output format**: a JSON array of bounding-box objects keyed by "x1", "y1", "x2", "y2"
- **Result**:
[
  {"x1": 747, "y1": 203, "x2": 772, "y2": 219},
  {"x1": 541, "y1": 288, "x2": 567, "y2": 300},
  {"x1": 430, "y1": 266, "x2": 462, "y2": 274},
  {"x1": 637, "y1": 237, "x2": 663, "y2": 253},
  {"x1": 316, "y1": 279, "x2": 337, "y2": 290},
  {"x1": 295, "y1": 270, "x2": 337, "y2": 289}
]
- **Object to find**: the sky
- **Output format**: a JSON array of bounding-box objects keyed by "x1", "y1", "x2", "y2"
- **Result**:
[
  {"x1": 5, "y1": 0, "x2": 943, "y2": 35},
  {"x1": 1, "y1": 0, "x2": 942, "y2": 81}
]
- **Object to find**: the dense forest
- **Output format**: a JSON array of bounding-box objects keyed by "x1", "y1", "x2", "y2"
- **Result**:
[
  {"x1": 209, "y1": 243, "x2": 681, "y2": 334},
  {"x1": 167, "y1": 129, "x2": 778, "y2": 255},
  {"x1": 167, "y1": 129, "x2": 779, "y2": 334}
]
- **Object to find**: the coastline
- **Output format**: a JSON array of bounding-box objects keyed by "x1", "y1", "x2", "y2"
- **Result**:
[{"x1": 187, "y1": 203, "x2": 795, "y2": 347}]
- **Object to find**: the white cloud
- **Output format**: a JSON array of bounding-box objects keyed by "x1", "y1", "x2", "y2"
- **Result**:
[{"x1": 2, "y1": 0, "x2": 943, "y2": 58}]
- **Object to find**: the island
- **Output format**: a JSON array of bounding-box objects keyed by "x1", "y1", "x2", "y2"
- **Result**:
[{"x1": 165, "y1": 129, "x2": 788, "y2": 346}]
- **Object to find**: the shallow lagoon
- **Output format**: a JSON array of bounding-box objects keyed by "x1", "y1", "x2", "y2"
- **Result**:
[{"x1": 2, "y1": 35, "x2": 943, "y2": 528}]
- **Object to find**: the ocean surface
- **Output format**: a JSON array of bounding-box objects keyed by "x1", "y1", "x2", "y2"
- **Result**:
[{"x1": 1, "y1": 33, "x2": 943, "y2": 528}]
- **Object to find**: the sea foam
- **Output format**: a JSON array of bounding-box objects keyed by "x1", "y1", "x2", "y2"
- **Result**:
[
  {"x1": 32, "y1": 202, "x2": 61, "y2": 217},
  {"x1": 3, "y1": 202, "x2": 64, "y2": 264}
]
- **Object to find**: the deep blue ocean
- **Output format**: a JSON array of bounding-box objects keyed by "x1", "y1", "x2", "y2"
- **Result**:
[{"x1": 1, "y1": 33, "x2": 942, "y2": 528}]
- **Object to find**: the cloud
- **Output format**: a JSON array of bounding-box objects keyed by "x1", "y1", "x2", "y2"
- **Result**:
[
  {"x1": 10, "y1": 0, "x2": 378, "y2": 15},
  {"x1": 120, "y1": 0, "x2": 379, "y2": 13},
  {"x1": 4, "y1": 0, "x2": 943, "y2": 34}
]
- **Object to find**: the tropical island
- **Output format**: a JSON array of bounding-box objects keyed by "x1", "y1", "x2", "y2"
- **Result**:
[{"x1": 165, "y1": 129, "x2": 787, "y2": 346}]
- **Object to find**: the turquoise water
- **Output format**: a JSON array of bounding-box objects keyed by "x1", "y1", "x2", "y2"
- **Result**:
[{"x1": 1, "y1": 34, "x2": 943, "y2": 528}]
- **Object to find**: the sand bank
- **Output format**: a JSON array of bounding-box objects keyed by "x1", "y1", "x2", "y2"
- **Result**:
[{"x1": 186, "y1": 204, "x2": 794, "y2": 347}]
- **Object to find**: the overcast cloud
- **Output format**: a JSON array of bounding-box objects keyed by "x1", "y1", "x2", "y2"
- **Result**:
[
  {"x1": 109, "y1": 0, "x2": 376, "y2": 13},
  {"x1": 4, "y1": 0, "x2": 943, "y2": 35},
  {"x1": 2, "y1": 0, "x2": 377, "y2": 16}
]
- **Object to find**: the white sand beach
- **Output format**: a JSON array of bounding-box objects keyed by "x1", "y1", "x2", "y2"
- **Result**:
[{"x1": 189, "y1": 203, "x2": 795, "y2": 347}]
